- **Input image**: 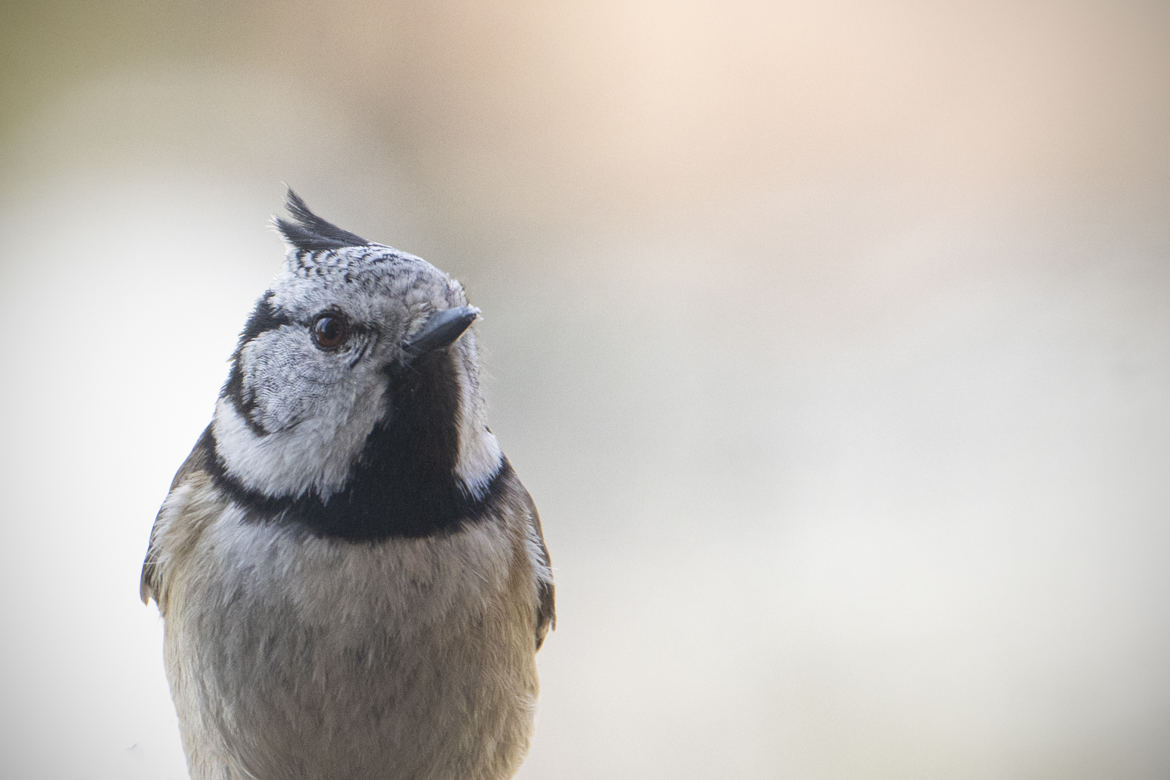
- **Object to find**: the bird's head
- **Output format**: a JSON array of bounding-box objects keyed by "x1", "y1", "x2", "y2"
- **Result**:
[{"x1": 208, "y1": 191, "x2": 501, "y2": 538}]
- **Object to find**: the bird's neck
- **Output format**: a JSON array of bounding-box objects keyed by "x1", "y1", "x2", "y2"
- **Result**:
[{"x1": 209, "y1": 347, "x2": 504, "y2": 541}]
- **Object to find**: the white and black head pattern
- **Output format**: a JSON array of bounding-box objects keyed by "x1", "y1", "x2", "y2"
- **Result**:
[{"x1": 205, "y1": 191, "x2": 505, "y2": 540}]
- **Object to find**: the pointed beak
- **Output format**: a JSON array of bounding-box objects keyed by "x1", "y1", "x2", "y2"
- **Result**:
[{"x1": 404, "y1": 306, "x2": 480, "y2": 355}]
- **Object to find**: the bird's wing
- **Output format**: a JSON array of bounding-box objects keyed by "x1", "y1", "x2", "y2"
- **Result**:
[
  {"x1": 522, "y1": 489, "x2": 556, "y2": 650},
  {"x1": 140, "y1": 425, "x2": 216, "y2": 607}
]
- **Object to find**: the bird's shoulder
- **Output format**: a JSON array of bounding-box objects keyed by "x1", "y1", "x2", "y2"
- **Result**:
[
  {"x1": 140, "y1": 426, "x2": 225, "y2": 609},
  {"x1": 508, "y1": 469, "x2": 556, "y2": 650}
]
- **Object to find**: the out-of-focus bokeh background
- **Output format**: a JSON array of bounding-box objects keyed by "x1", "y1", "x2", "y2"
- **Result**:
[{"x1": 2, "y1": 1, "x2": 1168, "y2": 777}]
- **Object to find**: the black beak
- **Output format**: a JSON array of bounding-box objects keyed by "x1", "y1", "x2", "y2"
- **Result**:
[{"x1": 404, "y1": 306, "x2": 480, "y2": 355}]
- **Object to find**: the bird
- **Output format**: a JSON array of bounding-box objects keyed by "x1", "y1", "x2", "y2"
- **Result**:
[{"x1": 140, "y1": 191, "x2": 555, "y2": 780}]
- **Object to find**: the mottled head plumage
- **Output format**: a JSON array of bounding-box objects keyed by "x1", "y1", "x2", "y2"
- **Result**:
[
  {"x1": 274, "y1": 189, "x2": 370, "y2": 252},
  {"x1": 205, "y1": 190, "x2": 503, "y2": 539}
]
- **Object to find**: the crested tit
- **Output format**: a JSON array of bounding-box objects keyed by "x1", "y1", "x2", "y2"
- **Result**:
[{"x1": 141, "y1": 192, "x2": 555, "y2": 779}]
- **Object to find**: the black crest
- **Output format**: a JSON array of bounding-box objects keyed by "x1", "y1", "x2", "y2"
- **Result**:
[{"x1": 274, "y1": 190, "x2": 370, "y2": 251}]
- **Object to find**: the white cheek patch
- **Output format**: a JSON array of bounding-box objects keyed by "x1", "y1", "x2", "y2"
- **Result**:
[
  {"x1": 239, "y1": 329, "x2": 334, "y2": 434},
  {"x1": 449, "y1": 335, "x2": 502, "y2": 497},
  {"x1": 213, "y1": 375, "x2": 388, "y2": 501},
  {"x1": 219, "y1": 321, "x2": 393, "y2": 501},
  {"x1": 457, "y1": 426, "x2": 502, "y2": 499}
]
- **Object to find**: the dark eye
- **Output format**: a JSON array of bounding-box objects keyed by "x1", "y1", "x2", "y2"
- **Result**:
[{"x1": 311, "y1": 313, "x2": 349, "y2": 350}]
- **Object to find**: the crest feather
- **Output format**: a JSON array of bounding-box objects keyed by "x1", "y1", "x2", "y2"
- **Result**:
[{"x1": 274, "y1": 190, "x2": 370, "y2": 251}]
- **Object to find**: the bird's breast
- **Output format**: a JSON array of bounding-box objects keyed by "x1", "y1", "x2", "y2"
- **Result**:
[
  {"x1": 167, "y1": 501, "x2": 539, "y2": 778},
  {"x1": 193, "y1": 502, "x2": 519, "y2": 638}
]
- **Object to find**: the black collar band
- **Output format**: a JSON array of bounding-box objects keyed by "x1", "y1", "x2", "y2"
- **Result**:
[{"x1": 205, "y1": 437, "x2": 509, "y2": 541}]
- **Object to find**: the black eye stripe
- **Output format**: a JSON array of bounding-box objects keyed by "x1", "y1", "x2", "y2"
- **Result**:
[{"x1": 236, "y1": 293, "x2": 293, "y2": 345}]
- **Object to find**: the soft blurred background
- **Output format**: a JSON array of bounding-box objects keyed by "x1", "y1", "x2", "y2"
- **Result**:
[{"x1": 2, "y1": 1, "x2": 1169, "y2": 777}]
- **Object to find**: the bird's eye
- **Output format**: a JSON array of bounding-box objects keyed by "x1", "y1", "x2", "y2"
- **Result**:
[{"x1": 311, "y1": 313, "x2": 349, "y2": 350}]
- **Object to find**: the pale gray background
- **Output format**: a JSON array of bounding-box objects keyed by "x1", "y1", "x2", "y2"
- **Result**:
[{"x1": 2, "y1": 2, "x2": 1168, "y2": 778}]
